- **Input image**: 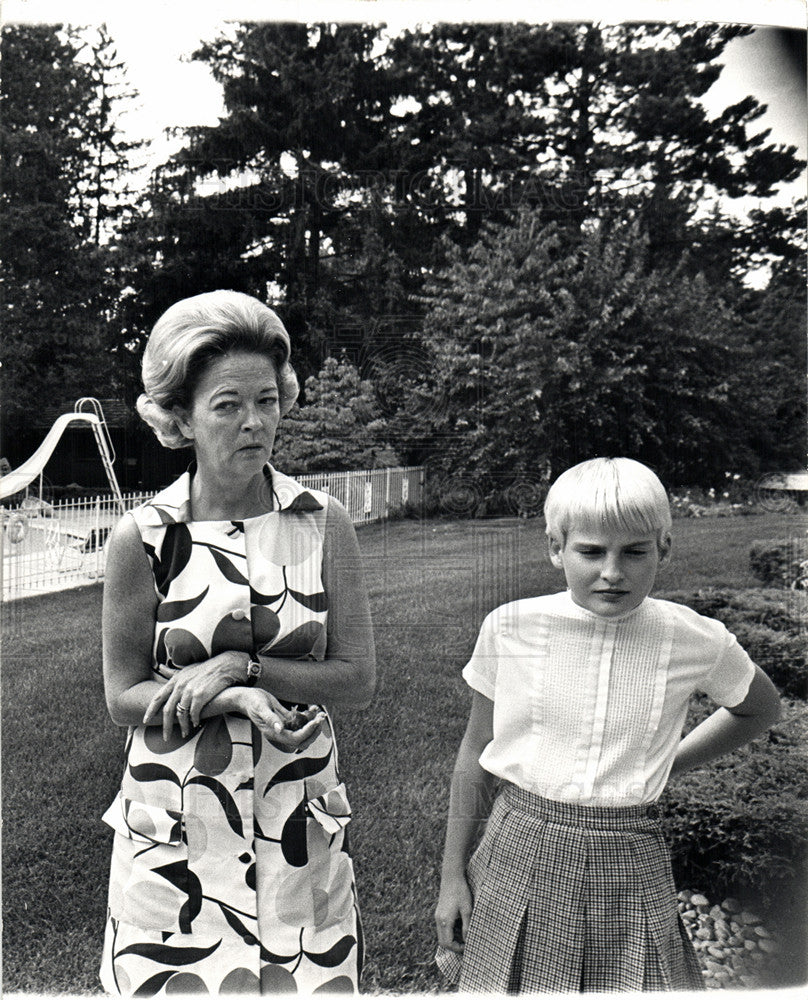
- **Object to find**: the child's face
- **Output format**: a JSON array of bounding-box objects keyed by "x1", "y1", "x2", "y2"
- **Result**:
[{"x1": 549, "y1": 526, "x2": 671, "y2": 618}]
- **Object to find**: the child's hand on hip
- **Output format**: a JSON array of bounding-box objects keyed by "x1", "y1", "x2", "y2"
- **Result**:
[{"x1": 435, "y1": 874, "x2": 472, "y2": 953}]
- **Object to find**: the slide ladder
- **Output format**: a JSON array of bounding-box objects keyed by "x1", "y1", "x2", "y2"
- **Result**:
[
  {"x1": 0, "y1": 398, "x2": 126, "y2": 512},
  {"x1": 75, "y1": 398, "x2": 126, "y2": 514}
]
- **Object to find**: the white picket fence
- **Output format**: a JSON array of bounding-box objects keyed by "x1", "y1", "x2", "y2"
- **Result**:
[{"x1": 0, "y1": 465, "x2": 423, "y2": 602}]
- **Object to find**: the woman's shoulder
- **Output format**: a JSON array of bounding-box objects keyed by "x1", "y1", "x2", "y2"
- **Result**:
[
  {"x1": 269, "y1": 466, "x2": 331, "y2": 514},
  {"x1": 129, "y1": 472, "x2": 193, "y2": 527}
]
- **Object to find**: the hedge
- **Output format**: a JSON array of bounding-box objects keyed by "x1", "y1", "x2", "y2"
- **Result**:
[
  {"x1": 749, "y1": 537, "x2": 808, "y2": 589},
  {"x1": 661, "y1": 692, "x2": 807, "y2": 901},
  {"x1": 656, "y1": 587, "x2": 807, "y2": 977}
]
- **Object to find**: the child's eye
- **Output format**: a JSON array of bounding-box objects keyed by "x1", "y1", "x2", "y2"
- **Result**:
[{"x1": 259, "y1": 397, "x2": 279, "y2": 407}]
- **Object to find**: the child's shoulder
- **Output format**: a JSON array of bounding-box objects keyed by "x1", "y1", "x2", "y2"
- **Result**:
[
  {"x1": 481, "y1": 592, "x2": 570, "y2": 633},
  {"x1": 645, "y1": 596, "x2": 731, "y2": 640}
]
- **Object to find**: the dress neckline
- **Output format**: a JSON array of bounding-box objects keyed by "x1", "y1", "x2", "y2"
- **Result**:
[{"x1": 135, "y1": 463, "x2": 325, "y2": 526}]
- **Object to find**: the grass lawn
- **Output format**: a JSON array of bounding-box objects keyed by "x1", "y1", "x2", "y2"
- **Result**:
[{"x1": 1, "y1": 511, "x2": 803, "y2": 994}]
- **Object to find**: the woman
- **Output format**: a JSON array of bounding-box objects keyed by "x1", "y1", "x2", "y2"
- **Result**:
[{"x1": 100, "y1": 290, "x2": 375, "y2": 995}]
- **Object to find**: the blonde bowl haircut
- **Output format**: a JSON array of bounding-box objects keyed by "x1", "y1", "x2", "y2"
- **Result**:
[
  {"x1": 135, "y1": 290, "x2": 299, "y2": 450},
  {"x1": 544, "y1": 457, "x2": 672, "y2": 549}
]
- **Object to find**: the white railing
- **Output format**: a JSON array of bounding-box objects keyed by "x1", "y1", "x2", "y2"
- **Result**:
[{"x1": 0, "y1": 466, "x2": 423, "y2": 602}]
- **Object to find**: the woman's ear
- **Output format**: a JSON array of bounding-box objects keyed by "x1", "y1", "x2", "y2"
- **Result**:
[
  {"x1": 548, "y1": 535, "x2": 564, "y2": 569},
  {"x1": 172, "y1": 406, "x2": 194, "y2": 441},
  {"x1": 658, "y1": 532, "x2": 672, "y2": 568}
]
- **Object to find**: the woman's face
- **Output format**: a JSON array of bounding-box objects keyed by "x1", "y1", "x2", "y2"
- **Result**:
[{"x1": 174, "y1": 351, "x2": 281, "y2": 480}]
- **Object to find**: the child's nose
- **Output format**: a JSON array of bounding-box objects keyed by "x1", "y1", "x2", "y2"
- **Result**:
[{"x1": 601, "y1": 556, "x2": 624, "y2": 581}]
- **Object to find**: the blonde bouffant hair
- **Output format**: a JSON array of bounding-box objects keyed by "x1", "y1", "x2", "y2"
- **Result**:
[
  {"x1": 544, "y1": 457, "x2": 672, "y2": 547},
  {"x1": 136, "y1": 290, "x2": 299, "y2": 449}
]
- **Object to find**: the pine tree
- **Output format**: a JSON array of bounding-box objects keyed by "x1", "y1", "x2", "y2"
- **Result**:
[
  {"x1": 273, "y1": 356, "x2": 399, "y2": 473},
  {"x1": 78, "y1": 24, "x2": 145, "y2": 245},
  {"x1": 142, "y1": 22, "x2": 397, "y2": 371},
  {"x1": 384, "y1": 23, "x2": 804, "y2": 274},
  {"x1": 0, "y1": 24, "x2": 118, "y2": 440}
]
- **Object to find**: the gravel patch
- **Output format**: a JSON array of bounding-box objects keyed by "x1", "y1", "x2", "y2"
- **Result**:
[{"x1": 679, "y1": 889, "x2": 779, "y2": 989}]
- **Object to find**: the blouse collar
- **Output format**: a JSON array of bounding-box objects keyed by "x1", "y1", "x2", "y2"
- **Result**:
[
  {"x1": 136, "y1": 463, "x2": 323, "y2": 525},
  {"x1": 558, "y1": 588, "x2": 649, "y2": 624}
]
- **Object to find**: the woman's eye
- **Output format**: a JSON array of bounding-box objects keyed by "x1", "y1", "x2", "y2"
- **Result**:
[{"x1": 259, "y1": 397, "x2": 279, "y2": 407}]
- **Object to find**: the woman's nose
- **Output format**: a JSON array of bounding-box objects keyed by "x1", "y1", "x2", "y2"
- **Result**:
[{"x1": 241, "y1": 405, "x2": 261, "y2": 430}]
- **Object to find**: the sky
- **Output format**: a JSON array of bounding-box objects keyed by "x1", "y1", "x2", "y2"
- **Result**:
[{"x1": 3, "y1": 0, "x2": 806, "y2": 210}]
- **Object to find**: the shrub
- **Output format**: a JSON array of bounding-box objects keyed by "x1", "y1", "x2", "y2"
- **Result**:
[
  {"x1": 749, "y1": 537, "x2": 808, "y2": 589},
  {"x1": 660, "y1": 699, "x2": 808, "y2": 915},
  {"x1": 669, "y1": 477, "x2": 762, "y2": 518},
  {"x1": 658, "y1": 588, "x2": 808, "y2": 699}
]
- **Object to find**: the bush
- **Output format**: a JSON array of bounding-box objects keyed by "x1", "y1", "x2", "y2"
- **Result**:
[
  {"x1": 660, "y1": 701, "x2": 808, "y2": 916},
  {"x1": 749, "y1": 537, "x2": 808, "y2": 589},
  {"x1": 658, "y1": 588, "x2": 808, "y2": 699}
]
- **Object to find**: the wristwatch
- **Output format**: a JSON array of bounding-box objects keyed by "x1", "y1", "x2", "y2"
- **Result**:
[{"x1": 244, "y1": 655, "x2": 262, "y2": 687}]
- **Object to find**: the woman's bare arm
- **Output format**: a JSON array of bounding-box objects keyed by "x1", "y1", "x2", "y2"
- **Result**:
[
  {"x1": 102, "y1": 514, "x2": 165, "y2": 724},
  {"x1": 253, "y1": 498, "x2": 376, "y2": 708},
  {"x1": 102, "y1": 516, "x2": 302, "y2": 743}
]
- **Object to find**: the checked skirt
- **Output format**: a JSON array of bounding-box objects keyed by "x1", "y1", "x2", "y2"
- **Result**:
[{"x1": 436, "y1": 783, "x2": 704, "y2": 993}]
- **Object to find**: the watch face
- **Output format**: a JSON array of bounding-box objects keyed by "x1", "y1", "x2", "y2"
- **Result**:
[{"x1": 247, "y1": 659, "x2": 261, "y2": 679}]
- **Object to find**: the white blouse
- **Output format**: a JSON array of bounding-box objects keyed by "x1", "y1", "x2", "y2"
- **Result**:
[{"x1": 463, "y1": 591, "x2": 755, "y2": 806}]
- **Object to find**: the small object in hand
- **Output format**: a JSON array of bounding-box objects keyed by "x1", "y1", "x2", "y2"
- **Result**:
[
  {"x1": 453, "y1": 916, "x2": 464, "y2": 944},
  {"x1": 285, "y1": 705, "x2": 319, "y2": 731}
]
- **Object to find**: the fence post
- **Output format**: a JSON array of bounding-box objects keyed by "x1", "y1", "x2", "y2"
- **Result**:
[
  {"x1": 94, "y1": 496, "x2": 102, "y2": 578},
  {"x1": 385, "y1": 467, "x2": 391, "y2": 519},
  {"x1": 0, "y1": 507, "x2": 5, "y2": 603}
]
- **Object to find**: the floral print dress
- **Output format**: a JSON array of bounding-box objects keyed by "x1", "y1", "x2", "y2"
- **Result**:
[{"x1": 100, "y1": 466, "x2": 362, "y2": 996}]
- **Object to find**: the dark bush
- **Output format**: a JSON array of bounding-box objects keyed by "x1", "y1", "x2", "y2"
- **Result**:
[
  {"x1": 657, "y1": 588, "x2": 808, "y2": 699},
  {"x1": 749, "y1": 537, "x2": 808, "y2": 589},
  {"x1": 661, "y1": 699, "x2": 808, "y2": 917}
]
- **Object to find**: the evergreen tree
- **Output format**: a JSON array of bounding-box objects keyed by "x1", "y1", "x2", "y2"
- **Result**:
[
  {"x1": 385, "y1": 23, "x2": 804, "y2": 275},
  {"x1": 78, "y1": 23, "x2": 145, "y2": 245},
  {"x1": 0, "y1": 24, "x2": 117, "y2": 441},
  {"x1": 273, "y1": 355, "x2": 399, "y2": 473},
  {"x1": 138, "y1": 22, "x2": 398, "y2": 373}
]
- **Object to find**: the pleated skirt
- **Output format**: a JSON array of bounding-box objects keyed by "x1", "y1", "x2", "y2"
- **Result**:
[{"x1": 436, "y1": 782, "x2": 704, "y2": 993}]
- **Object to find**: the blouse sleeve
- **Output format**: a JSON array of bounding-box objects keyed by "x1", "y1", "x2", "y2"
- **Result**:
[
  {"x1": 699, "y1": 626, "x2": 756, "y2": 708},
  {"x1": 461, "y1": 610, "x2": 501, "y2": 700}
]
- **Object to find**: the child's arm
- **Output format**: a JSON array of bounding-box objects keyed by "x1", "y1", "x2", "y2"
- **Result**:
[
  {"x1": 669, "y1": 664, "x2": 782, "y2": 779},
  {"x1": 435, "y1": 690, "x2": 498, "y2": 954}
]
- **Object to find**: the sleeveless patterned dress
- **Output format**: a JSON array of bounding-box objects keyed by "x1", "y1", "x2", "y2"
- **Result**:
[{"x1": 99, "y1": 465, "x2": 362, "y2": 996}]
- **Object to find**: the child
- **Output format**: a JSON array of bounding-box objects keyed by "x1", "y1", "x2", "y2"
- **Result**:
[{"x1": 435, "y1": 457, "x2": 782, "y2": 993}]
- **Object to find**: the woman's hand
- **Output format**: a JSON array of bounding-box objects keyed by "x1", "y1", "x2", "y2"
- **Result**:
[
  {"x1": 234, "y1": 688, "x2": 326, "y2": 750},
  {"x1": 435, "y1": 873, "x2": 473, "y2": 954},
  {"x1": 144, "y1": 652, "x2": 250, "y2": 739}
]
